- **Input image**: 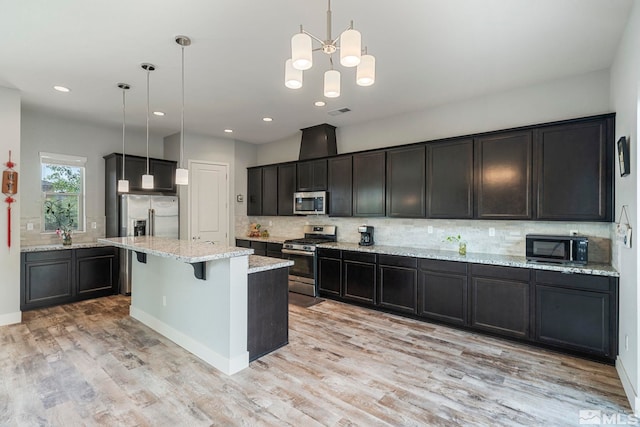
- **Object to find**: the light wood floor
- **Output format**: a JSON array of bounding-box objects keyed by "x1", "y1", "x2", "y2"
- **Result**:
[{"x1": 0, "y1": 295, "x2": 630, "y2": 426}]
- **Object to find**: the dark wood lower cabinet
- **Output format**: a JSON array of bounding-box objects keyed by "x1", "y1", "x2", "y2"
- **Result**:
[
  {"x1": 21, "y1": 247, "x2": 119, "y2": 311},
  {"x1": 378, "y1": 255, "x2": 417, "y2": 314},
  {"x1": 343, "y1": 251, "x2": 377, "y2": 304},
  {"x1": 235, "y1": 239, "x2": 282, "y2": 258},
  {"x1": 418, "y1": 259, "x2": 468, "y2": 325},
  {"x1": 317, "y1": 249, "x2": 342, "y2": 297}
]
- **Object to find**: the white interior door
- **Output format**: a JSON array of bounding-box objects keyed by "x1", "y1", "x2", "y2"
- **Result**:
[{"x1": 189, "y1": 161, "x2": 229, "y2": 245}]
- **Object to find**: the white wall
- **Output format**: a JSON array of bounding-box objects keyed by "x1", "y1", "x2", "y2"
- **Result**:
[
  {"x1": 0, "y1": 87, "x2": 21, "y2": 325},
  {"x1": 610, "y1": 0, "x2": 640, "y2": 414},
  {"x1": 20, "y1": 107, "x2": 164, "y2": 245},
  {"x1": 256, "y1": 69, "x2": 611, "y2": 164}
]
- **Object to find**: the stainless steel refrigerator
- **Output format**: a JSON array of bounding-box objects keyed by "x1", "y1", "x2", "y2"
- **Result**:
[{"x1": 119, "y1": 194, "x2": 179, "y2": 294}]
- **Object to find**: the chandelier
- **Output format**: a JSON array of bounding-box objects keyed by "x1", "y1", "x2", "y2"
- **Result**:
[{"x1": 284, "y1": 0, "x2": 375, "y2": 98}]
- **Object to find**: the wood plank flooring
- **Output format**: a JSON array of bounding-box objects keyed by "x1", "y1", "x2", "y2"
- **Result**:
[{"x1": 0, "y1": 295, "x2": 630, "y2": 426}]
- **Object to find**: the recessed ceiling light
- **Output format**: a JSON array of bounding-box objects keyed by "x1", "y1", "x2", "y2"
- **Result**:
[
  {"x1": 153, "y1": 111, "x2": 165, "y2": 116},
  {"x1": 224, "y1": 129, "x2": 233, "y2": 133},
  {"x1": 314, "y1": 101, "x2": 326, "y2": 107},
  {"x1": 262, "y1": 117, "x2": 273, "y2": 122},
  {"x1": 53, "y1": 85, "x2": 70, "y2": 93}
]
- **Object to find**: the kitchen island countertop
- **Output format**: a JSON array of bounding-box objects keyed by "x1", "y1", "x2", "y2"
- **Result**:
[{"x1": 248, "y1": 255, "x2": 293, "y2": 274}]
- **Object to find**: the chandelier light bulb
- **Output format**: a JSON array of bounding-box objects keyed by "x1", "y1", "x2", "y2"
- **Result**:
[
  {"x1": 284, "y1": 59, "x2": 303, "y2": 89},
  {"x1": 324, "y1": 69, "x2": 341, "y2": 98},
  {"x1": 356, "y1": 54, "x2": 376, "y2": 86},
  {"x1": 340, "y1": 29, "x2": 362, "y2": 67},
  {"x1": 291, "y1": 33, "x2": 313, "y2": 70}
]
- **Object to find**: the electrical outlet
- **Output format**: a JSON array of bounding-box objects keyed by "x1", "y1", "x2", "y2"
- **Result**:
[
  {"x1": 427, "y1": 226, "x2": 433, "y2": 234},
  {"x1": 489, "y1": 228, "x2": 495, "y2": 237},
  {"x1": 570, "y1": 229, "x2": 578, "y2": 236},
  {"x1": 162, "y1": 296, "x2": 167, "y2": 307},
  {"x1": 269, "y1": 221, "x2": 273, "y2": 227},
  {"x1": 26, "y1": 223, "x2": 33, "y2": 231},
  {"x1": 91, "y1": 222, "x2": 97, "y2": 229}
]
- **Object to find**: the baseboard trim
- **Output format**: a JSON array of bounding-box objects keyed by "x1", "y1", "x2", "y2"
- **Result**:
[
  {"x1": 0, "y1": 311, "x2": 21, "y2": 327},
  {"x1": 616, "y1": 356, "x2": 639, "y2": 415}
]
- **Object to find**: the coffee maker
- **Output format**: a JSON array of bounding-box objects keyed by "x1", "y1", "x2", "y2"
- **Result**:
[{"x1": 358, "y1": 225, "x2": 374, "y2": 246}]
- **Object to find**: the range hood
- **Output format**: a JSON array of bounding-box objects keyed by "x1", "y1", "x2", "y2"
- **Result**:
[{"x1": 299, "y1": 123, "x2": 337, "y2": 160}]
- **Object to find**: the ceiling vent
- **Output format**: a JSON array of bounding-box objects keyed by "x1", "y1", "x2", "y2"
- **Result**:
[
  {"x1": 328, "y1": 107, "x2": 351, "y2": 116},
  {"x1": 299, "y1": 123, "x2": 337, "y2": 160}
]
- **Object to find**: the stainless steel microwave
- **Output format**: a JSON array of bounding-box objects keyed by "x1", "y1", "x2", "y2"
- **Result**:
[
  {"x1": 525, "y1": 234, "x2": 588, "y2": 265},
  {"x1": 293, "y1": 191, "x2": 327, "y2": 215}
]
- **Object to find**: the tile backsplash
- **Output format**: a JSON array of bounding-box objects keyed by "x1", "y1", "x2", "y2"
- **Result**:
[
  {"x1": 237, "y1": 215, "x2": 613, "y2": 263},
  {"x1": 21, "y1": 216, "x2": 106, "y2": 247}
]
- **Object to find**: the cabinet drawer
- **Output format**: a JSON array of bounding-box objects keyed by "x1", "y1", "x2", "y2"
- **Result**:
[
  {"x1": 419, "y1": 259, "x2": 467, "y2": 274},
  {"x1": 266, "y1": 243, "x2": 283, "y2": 252},
  {"x1": 343, "y1": 251, "x2": 376, "y2": 264},
  {"x1": 250, "y1": 241, "x2": 267, "y2": 251},
  {"x1": 534, "y1": 270, "x2": 611, "y2": 292},
  {"x1": 471, "y1": 264, "x2": 530, "y2": 282},
  {"x1": 76, "y1": 247, "x2": 116, "y2": 258},
  {"x1": 317, "y1": 248, "x2": 341, "y2": 259},
  {"x1": 25, "y1": 250, "x2": 72, "y2": 262},
  {"x1": 378, "y1": 254, "x2": 417, "y2": 269},
  {"x1": 236, "y1": 239, "x2": 251, "y2": 248}
]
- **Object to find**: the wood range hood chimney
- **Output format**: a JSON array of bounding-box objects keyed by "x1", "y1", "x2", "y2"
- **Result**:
[{"x1": 299, "y1": 123, "x2": 337, "y2": 160}]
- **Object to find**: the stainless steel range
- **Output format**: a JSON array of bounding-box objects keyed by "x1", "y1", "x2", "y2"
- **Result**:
[{"x1": 282, "y1": 225, "x2": 337, "y2": 297}]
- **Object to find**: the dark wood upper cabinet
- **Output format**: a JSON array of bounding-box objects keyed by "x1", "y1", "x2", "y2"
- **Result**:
[
  {"x1": 277, "y1": 164, "x2": 296, "y2": 216},
  {"x1": 534, "y1": 117, "x2": 613, "y2": 221},
  {"x1": 475, "y1": 131, "x2": 533, "y2": 219},
  {"x1": 296, "y1": 159, "x2": 327, "y2": 191},
  {"x1": 149, "y1": 159, "x2": 177, "y2": 193},
  {"x1": 262, "y1": 166, "x2": 278, "y2": 216},
  {"x1": 247, "y1": 167, "x2": 263, "y2": 216},
  {"x1": 386, "y1": 145, "x2": 426, "y2": 218},
  {"x1": 353, "y1": 151, "x2": 386, "y2": 217},
  {"x1": 426, "y1": 138, "x2": 474, "y2": 219},
  {"x1": 328, "y1": 155, "x2": 353, "y2": 217}
]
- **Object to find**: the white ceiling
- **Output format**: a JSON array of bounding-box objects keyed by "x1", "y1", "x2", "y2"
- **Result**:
[{"x1": 0, "y1": 0, "x2": 632, "y2": 144}]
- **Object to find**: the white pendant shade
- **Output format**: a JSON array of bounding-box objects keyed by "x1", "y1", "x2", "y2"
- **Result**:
[
  {"x1": 176, "y1": 168, "x2": 189, "y2": 186},
  {"x1": 142, "y1": 174, "x2": 154, "y2": 189},
  {"x1": 340, "y1": 29, "x2": 361, "y2": 67},
  {"x1": 117, "y1": 179, "x2": 130, "y2": 193},
  {"x1": 356, "y1": 54, "x2": 376, "y2": 86},
  {"x1": 284, "y1": 59, "x2": 303, "y2": 89},
  {"x1": 324, "y1": 69, "x2": 341, "y2": 98},
  {"x1": 291, "y1": 33, "x2": 313, "y2": 70}
]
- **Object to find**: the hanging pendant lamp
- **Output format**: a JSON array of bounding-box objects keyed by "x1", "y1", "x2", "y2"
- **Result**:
[
  {"x1": 141, "y1": 63, "x2": 155, "y2": 189},
  {"x1": 117, "y1": 83, "x2": 131, "y2": 193},
  {"x1": 175, "y1": 35, "x2": 191, "y2": 186}
]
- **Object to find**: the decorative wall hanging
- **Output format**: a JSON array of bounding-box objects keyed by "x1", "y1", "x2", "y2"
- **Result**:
[
  {"x1": 2, "y1": 151, "x2": 18, "y2": 248},
  {"x1": 616, "y1": 205, "x2": 632, "y2": 249},
  {"x1": 617, "y1": 136, "x2": 630, "y2": 177}
]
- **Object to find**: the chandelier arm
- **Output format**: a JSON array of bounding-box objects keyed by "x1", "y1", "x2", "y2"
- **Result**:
[{"x1": 303, "y1": 30, "x2": 325, "y2": 45}]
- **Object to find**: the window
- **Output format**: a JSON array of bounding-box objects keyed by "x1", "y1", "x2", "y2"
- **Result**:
[{"x1": 40, "y1": 152, "x2": 86, "y2": 232}]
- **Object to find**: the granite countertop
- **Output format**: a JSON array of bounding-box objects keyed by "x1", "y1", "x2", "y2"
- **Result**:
[
  {"x1": 21, "y1": 242, "x2": 110, "y2": 252},
  {"x1": 248, "y1": 255, "x2": 294, "y2": 274},
  {"x1": 98, "y1": 236, "x2": 253, "y2": 263},
  {"x1": 236, "y1": 235, "x2": 289, "y2": 244},
  {"x1": 317, "y1": 242, "x2": 619, "y2": 277}
]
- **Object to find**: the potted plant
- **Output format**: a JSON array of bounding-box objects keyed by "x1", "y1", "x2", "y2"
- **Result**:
[
  {"x1": 444, "y1": 234, "x2": 466, "y2": 255},
  {"x1": 44, "y1": 200, "x2": 75, "y2": 245}
]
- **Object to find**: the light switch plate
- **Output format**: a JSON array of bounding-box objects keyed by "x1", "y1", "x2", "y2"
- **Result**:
[
  {"x1": 26, "y1": 223, "x2": 33, "y2": 231},
  {"x1": 427, "y1": 226, "x2": 433, "y2": 234},
  {"x1": 489, "y1": 228, "x2": 495, "y2": 237}
]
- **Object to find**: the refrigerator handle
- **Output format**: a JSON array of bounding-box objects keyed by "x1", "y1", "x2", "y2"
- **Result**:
[{"x1": 149, "y1": 208, "x2": 155, "y2": 236}]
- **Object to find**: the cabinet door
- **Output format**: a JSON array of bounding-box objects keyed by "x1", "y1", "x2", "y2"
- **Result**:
[
  {"x1": 297, "y1": 159, "x2": 327, "y2": 191},
  {"x1": 235, "y1": 239, "x2": 251, "y2": 248},
  {"x1": 386, "y1": 145, "x2": 425, "y2": 218},
  {"x1": 266, "y1": 243, "x2": 283, "y2": 258},
  {"x1": 262, "y1": 166, "x2": 278, "y2": 216},
  {"x1": 427, "y1": 139, "x2": 473, "y2": 218},
  {"x1": 247, "y1": 168, "x2": 262, "y2": 216},
  {"x1": 76, "y1": 247, "x2": 118, "y2": 299},
  {"x1": 278, "y1": 164, "x2": 296, "y2": 216},
  {"x1": 250, "y1": 241, "x2": 267, "y2": 256},
  {"x1": 535, "y1": 118, "x2": 613, "y2": 221},
  {"x1": 318, "y1": 256, "x2": 342, "y2": 297},
  {"x1": 418, "y1": 259, "x2": 468, "y2": 325},
  {"x1": 353, "y1": 151, "x2": 386, "y2": 217},
  {"x1": 328, "y1": 155, "x2": 353, "y2": 217},
  {"x1": 21, "y1": 251, "x2": 74, "y2": 310},
  {"x1": 124, "y1": 156, "x2": 147, "y2": 190},
  {"x1": 475, "y1": 131, "x2": 533, "y2": 219},
  {"x1": 150, "y1": 159, "x2": 177, "y2": 194},
  {"x1": 343, "y1": 252, "x2": 376, "y2": 304},
  {"x1": 378, "y1": 256, "x2": 417, "y2": 314},
  {"x1": 470, "y1": 265, "x2": 530, "y2": 339}
]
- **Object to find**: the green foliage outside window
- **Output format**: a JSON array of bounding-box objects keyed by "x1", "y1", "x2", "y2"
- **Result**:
[{"x1": 42, "y1": 164, "x2": 84, "y2": 232}]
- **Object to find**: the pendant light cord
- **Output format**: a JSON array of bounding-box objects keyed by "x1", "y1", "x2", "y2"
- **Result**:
[
  {"x1": 146, "y1": 68, "x2": 150, "y2": 175},
  {"x1": 121, "y1": 88, "x2": 126, "y2": 180},
  {"x1": 180, "y1": 45, "x2": 185, "y2": 169}
]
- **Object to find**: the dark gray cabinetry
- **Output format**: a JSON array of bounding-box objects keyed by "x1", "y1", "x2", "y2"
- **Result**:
[
  {"x1": 378, "y1": 255, "x2": 418, "y2": 314},
  {"x1": 235, "y1": 239, "x2": 282, "y2": 258},
  {"x1": 278, "y1": 163, "x2": 296, "y2": 216},
  {"x1": 343, "y1": 251, "x2": 377, "y2": 304},
  {"x1": 296, "y1": 159, "x2": 327, "y2": 191},
  {"x1": 475, "y1": 131, "x2": 533, "y2": 219},
  {"x1": 534, "y1": 270, "x2": 616, "y2": 358},
  {"x1": 328, "y1": 155, "x2": 353, "y2": 217},
  {"x1": 267, "y1": 243, "x2": 283, "y2": 258},
  {"x1": 353, "y1": 151, "x2": 386, "y2": 217},
  {"x1": 317, "y1": 248, "x2": 342, "y2": 297},
  {"x1": 535, "y1": 117, "x2": 614, "y2": 221},
  {"x1": 262, "y1": 166, "x2": 278, "y2": 216},
  {"x1": 426, "y1": 139, "x2": 474, "y2": 219},
  {"x1": 149, "y1": 159, "x2": 178, "y2": 193},
  {"x1": 247, "y1": 167, "x2": 263, "y2": 216},
  {"x1": 386, "y1": 146, "x2": 425, "y2": 218},
  {"x1": 470, "y1": 264, "x2": 531, "y2": 339},
  {"x1": 418, "y1": 259, "x2": 468, "y2": 325},
  {"x1": 21, "y1": 247, "x2": 119, "y2": 311}
]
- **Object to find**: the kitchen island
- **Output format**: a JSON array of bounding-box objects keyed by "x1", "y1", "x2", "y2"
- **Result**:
[{"x1": 98, "y1": 236, "x2": 291, "y2": 375}]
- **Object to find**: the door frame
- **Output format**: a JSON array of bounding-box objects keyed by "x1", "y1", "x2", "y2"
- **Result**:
[{"x1": 187, "y1": 159, "x2": 230, "y2": 245}]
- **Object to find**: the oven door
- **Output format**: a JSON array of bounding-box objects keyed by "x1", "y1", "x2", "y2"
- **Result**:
[{"x1": 282, "y1": 248, "x2": 316, "y2": 296}]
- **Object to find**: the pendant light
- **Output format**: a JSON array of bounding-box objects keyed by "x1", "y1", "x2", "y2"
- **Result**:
[
  {"x1": 117, "y1": 83, "x2": 131, "y2": 193},
  {"x1": 175, "y1": 35, "x2": 191, "y2": 186},
  {"x1": 356, "y1": 47, "x2": 376, "y2": 87},
  {"x1": 141, "y1": 63, "x2": 155, "y2": 189}
]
